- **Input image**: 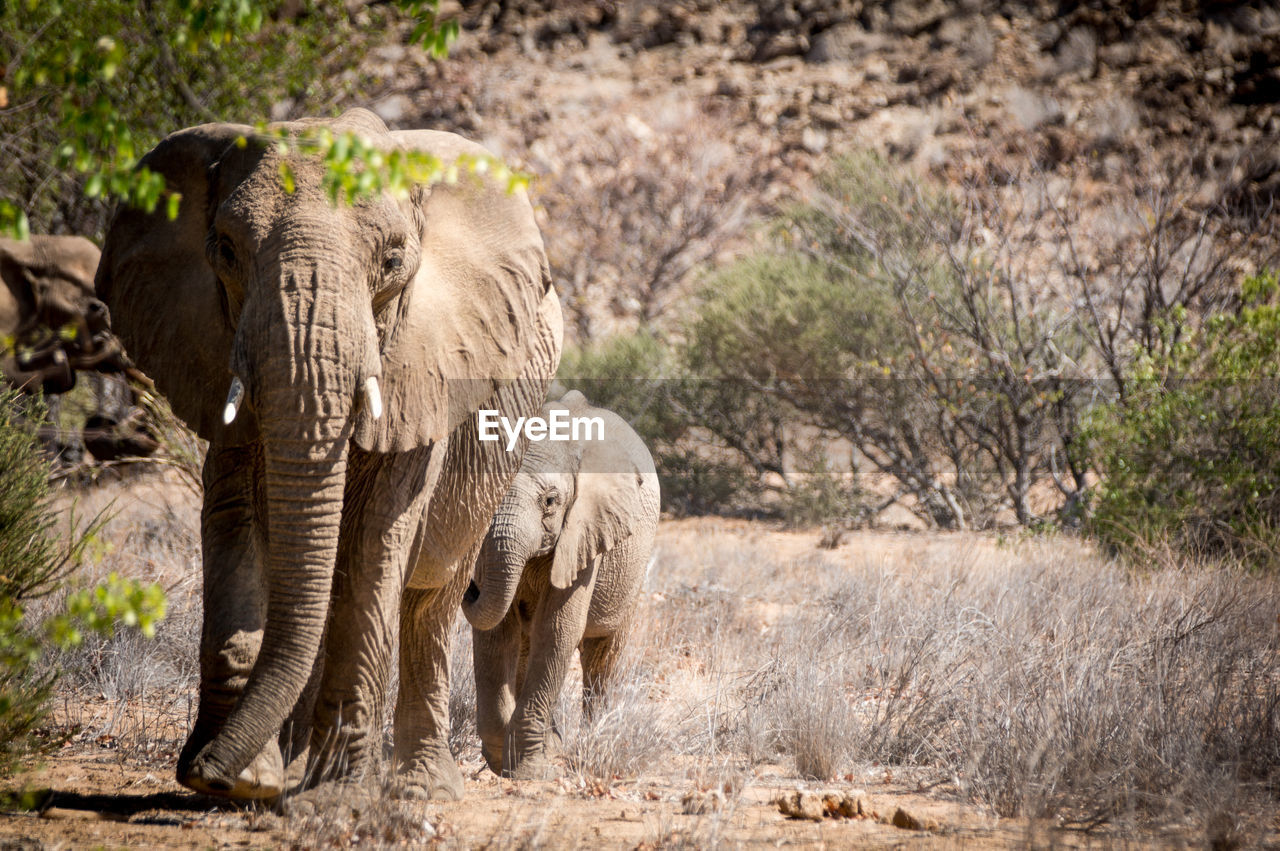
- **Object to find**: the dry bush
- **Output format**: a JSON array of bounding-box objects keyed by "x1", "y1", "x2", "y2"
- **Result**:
[
  {"x1": 448, "y1": 617, "x2": 480, "y2": 757},
  {"x1": 624, "y1": 527, "x2": 1280, "y2": 840},
  {"x1": 558, "y1": 661, "x2": 677, "y2": 782},
  {"x1": 669, "y1": 149, "x2": 1276, "y2": 531},
  {"x1": 280, "y1": 777, "x2": 438, "y2": 850},
  {"x1": 38, "y1": 472, "x2": 201, "y2": 756},
  {"x1": 36, "y1": 471, "x2": 1280, "y2": 844},
  {"x1": 537, "y1": 106, "x2": 766, "y2": 341}
]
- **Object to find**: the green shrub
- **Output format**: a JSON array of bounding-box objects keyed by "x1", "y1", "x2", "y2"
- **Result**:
[
  {"x1": 778, "y1": 446, "x2": 865, "y2": 528},
  {"x1": 1088, "y1": 272, "x2": 1280, "y2": 567},
  {"x1": 2, "y1": 1, "x2": 465, "y2": 239},
  {"x1": 0, "y1": 389, "x2": 165, "y2": 776}
]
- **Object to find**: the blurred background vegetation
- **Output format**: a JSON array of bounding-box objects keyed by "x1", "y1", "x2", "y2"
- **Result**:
[{"x1": 561, "y1": 151, "x2": 1280, "y2": 570}]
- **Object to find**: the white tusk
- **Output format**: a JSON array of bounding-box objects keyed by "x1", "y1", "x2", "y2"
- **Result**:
[
  {"x1": 364, "y1": 375, "x2": 383, "y2": 421},
  {"x1": 223, "y1": 377, "x2": 244, "y2": 425}
]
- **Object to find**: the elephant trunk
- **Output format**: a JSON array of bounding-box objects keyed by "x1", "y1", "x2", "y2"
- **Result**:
[
  {"x1": 189, "y1": 258, "x2": 373, "y2": 789},
  {"x1": 463, "y1": 508, "x2": 534, "y2": 632}
]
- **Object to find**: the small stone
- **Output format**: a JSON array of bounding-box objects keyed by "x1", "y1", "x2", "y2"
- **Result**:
[
  {"x1": 822, "y1": 792, "x2": 859, "y2": 818},
  {"x1": 801, "y1": 127, "x2": 828, "y2": 154},
  {"x1": 888, "y1": 806, "x2": 937, "y2": 831},
  {"x1": 774, "y1": 789, "x2": 824, "y2": 821}
]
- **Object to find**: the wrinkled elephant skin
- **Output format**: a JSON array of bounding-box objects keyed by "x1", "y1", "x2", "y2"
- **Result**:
[
  {"x1": 464, "y1": 391, "x2": 660, "y2": 776},
  {"x1": 96, "y1": 109, "x2": 563, "y2": 800}
]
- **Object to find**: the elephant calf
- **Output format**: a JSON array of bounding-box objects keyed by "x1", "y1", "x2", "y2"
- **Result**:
[{"x1": 462, "y1": 390, "x2": 660, "y2": 778}]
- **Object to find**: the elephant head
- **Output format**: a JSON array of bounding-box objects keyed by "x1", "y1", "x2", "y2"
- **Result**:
[
  {"x1": 0, "y1": 234, "x2": 120, "y2": 394},
  {"x1": 463, "y1": 391, "x2": 650, "y2": 631},
  {"x1": 96, "y1": 109, "x2": 551, "y2": 793}
]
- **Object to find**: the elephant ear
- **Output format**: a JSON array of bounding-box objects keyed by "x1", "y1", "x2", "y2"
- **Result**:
[
  {"x1": 352, "y1": 129, "x2": 552, "y2": 454},
  {"x1": 550, "y1": 402, "x2": 658, "y2": 590},
  {"x1": 96, "y1": 123, "x2": 258, "y2": 444}
]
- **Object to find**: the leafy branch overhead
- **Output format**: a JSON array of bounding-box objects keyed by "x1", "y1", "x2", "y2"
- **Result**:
[{"x1": 0, "y1": 0, "x2": 470, "y2": 239}]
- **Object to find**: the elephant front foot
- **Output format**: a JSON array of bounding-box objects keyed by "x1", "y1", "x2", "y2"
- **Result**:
[
  {"x1": 178, "y1": 738, "x2": 284, "y2": 801},
  {"x1": 504, "y1": 751, "x2": 557, "y2": 782},
  {"x1": 480, "y1": 739, "x2": 504, "y2": 776},
  {"x1": 278, "y1": 778, "x2": 375, "y2": 818},
  {"x1": 393, "y1": 750, "x2": 465, "y2": 801}
]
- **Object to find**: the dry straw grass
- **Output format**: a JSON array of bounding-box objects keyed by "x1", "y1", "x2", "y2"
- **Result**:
[
  {"x1": 534, "y1": 524, "x2": 1280, "y2": 841},
  {"x1": 43, "y1": 482, "x2": 1280, "y2": 844}
]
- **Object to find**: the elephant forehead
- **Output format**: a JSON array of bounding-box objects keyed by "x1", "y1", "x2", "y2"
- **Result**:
[
  {"x1": 216, "y1": 150, "x2": 411, "y2": 254},
  {"x1": 522, "y1": 467, "x2": 573, "y2": 488}
]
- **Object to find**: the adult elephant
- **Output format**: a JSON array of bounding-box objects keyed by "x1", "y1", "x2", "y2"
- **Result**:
[
  {"x1": 1, "y1": 234, "x2": 130, "y2": 394},
  {"x1": 96, "y1": 109, "x2": 563, "y2": 801}
]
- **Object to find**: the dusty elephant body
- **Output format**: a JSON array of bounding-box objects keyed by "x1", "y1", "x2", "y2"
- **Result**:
[
  {"x1": 0, "y1": 235, "x2": 131, "y2": 395},
  {"x1": 463, "y1": 391, "x2": 660, "y2": 778},
  {"x1": 97, "y1": 109, "x2": 562, "y2": 800}
]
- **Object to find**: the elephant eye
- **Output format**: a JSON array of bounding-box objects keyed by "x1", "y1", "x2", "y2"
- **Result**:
[
  {"x1": 217, "y1": 237, "x2": 237, "y2": 269},
  {"x1": 382, "y1": 250, "x2": 404, "y2": 276},
  {"x1": 543, "y1": 492, "x2": 558, "y2": 510}
]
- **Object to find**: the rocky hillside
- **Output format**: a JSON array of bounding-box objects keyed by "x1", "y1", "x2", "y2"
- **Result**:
[{"x1": 351, "y1": 0, "x2": 1280, "y2": 340}]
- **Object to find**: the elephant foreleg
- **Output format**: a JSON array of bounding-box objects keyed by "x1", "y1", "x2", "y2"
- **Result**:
[
  {"x1": 178, "y1": 442, "x2": 283, "y2": 799},
  {"x1": 505, "y1": 576, "x2": 594, "y2": 779},
  {"x1": 393, "y1": 563, "x2": 470, "y2": 800},
  {"x1": 579, "y1": 628, "x2": 626, "y2": 723},
  {"x1": 308, "y1": 447, "x2": 436, "y2": 787}
]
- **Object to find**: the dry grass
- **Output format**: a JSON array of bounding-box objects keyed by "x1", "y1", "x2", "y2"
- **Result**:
[
  {"x1": 39, "y1": 471, "x2": 201, "y2": 759},
  {"x1": 34, "y1": 480, "x2": 1280, "y2": 846},
  {"x1": 520, "y1": 521, "x2": 1280, "y2": 843}
]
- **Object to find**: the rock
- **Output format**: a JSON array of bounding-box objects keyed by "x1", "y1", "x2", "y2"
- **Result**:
[
  {"x1": 888, "y1": 806, "x2": 938, "y2": 831},
  {"x1": 1048, "y1": 26, "x2": 1097, "y2": 80},
  {"x1": 801, "y1": 126, "x2": 828, "y2": 154},
  {"x1": 715, "y1": 76, "x2": 747, "y2": 98},
  {"x1": 810, "y1": 103, "x2": 843, "y2": 128},
  {"x1": 1003, "y1": 86, "x2": 1063, "y2": 131},
  {"x1": 887, "y1": 0, "x2": 948, "y2": 37},
  {"x1": 752, "y1": 33, "x2": 809, "y2": 63},
  {"x1": 373, "y1": 94, "x2": 413, "y2": 124},
  {"x1": 270, "y1": 98, "x2": 296, "y2": 121},
  {"x1": 806, "y1": 23, "x2": 884, "y2": 64},
  {"x1": 775, "y1": 788, "x2": 869, "y2": 821},
  {"x1": 821, "y1": 790, "x2": 862, "y2": 817},
  {"x1": 774, "y1": 789, "x2": 824, "y2": 821}
]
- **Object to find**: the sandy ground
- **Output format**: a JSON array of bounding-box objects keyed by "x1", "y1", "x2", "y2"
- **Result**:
[
  {"x1": 0, "y1": 736, "x2": 1092, "y2": 849},
  {"x1": 0, "y1": 473, "x2": 1257, "y2": 848}
]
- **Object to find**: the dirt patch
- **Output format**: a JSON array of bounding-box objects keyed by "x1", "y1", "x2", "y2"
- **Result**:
[{"x1": 0, "y1": 748, "x2": 1031, "y2": 848}]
